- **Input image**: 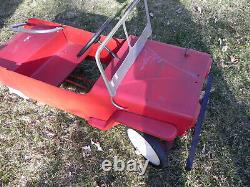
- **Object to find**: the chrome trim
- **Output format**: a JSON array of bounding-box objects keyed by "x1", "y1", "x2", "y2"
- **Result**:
[{"x1": 10, "y1": 22, "x2": 63, "y2": 34}]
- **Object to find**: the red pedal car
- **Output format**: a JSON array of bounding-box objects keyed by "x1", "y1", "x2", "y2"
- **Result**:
[{"x1": 0, "y1": 0, "x2": 212, "y2": 170}]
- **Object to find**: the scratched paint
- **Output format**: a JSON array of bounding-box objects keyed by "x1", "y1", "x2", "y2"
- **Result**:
[
  {"x1": 140, "y1": 46, "x2": 198, "y2": 79},
  {"x1": 140, "y1": 47, "x2": 165, "y2": 72},
  {"x1": 23, "y1": 35, "x2": 31, "y2": 42}
]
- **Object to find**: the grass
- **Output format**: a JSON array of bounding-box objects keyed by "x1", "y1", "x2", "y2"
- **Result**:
[{"x1": 0, "y1": 0, "x2": 249, "y2": 186}]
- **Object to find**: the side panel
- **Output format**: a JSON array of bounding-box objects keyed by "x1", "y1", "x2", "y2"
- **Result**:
[{"x1": 0, "y1": 67, "x2": 116, "y2": 122}]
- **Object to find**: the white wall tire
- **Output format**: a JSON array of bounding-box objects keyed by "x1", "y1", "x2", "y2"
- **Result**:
[{"x1": 127, "y1": 128, "x2": 168, "y2": 168}]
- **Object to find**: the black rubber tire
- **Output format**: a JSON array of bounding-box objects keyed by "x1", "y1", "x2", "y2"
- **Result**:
[{"x1": 127, "y1": 128, "x2": 169, "y2": 169}]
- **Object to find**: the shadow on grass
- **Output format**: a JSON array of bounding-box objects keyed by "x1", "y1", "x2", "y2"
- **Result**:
[{"x1": 0, "y1": 0, "x2": 23, "y2": 30}]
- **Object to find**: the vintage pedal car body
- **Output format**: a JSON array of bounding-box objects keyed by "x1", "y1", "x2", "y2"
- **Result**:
[{"x1": 0, "y1": 0, "x2": 212, "y2": 169}]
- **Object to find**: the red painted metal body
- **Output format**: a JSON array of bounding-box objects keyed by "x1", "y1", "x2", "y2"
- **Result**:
[{"x1": 0, "y1": 19, "x2": 212, "y2": 141}]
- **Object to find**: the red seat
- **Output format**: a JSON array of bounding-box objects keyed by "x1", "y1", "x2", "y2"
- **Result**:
[
  {"x1": 0, "y1": 18, "x2": 124, "y2": 86},
  {"x1": 0, "y1": 19, "x2": 91, "y2": 86},
  {"x1": 113, "y1": 39, "x2": 212, "y2": 135}
]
